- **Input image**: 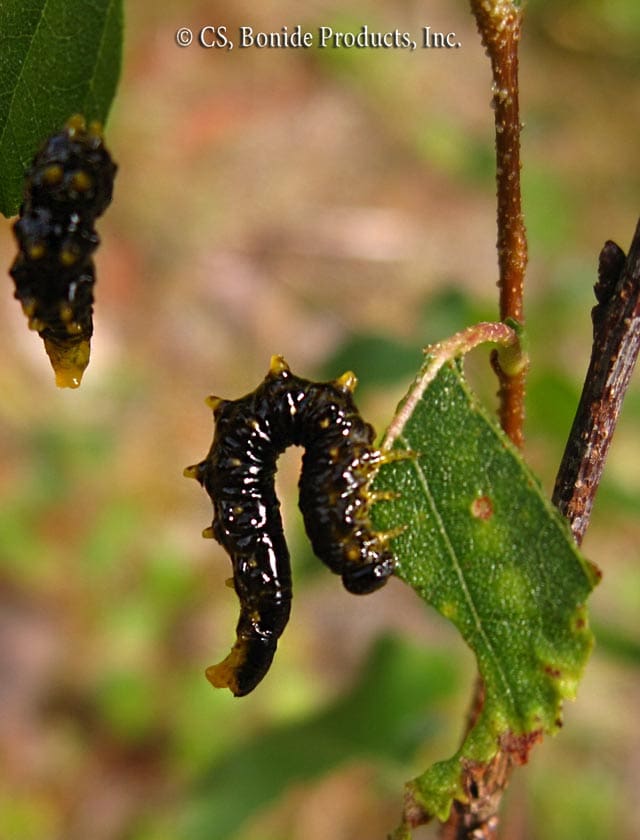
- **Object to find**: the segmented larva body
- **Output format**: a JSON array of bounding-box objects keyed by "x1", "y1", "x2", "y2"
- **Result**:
[
  {"x1": 9, "y1": 115, "x2": 117, "y2": 388},
  {"x1": 185, "y1": 355, "x2": 398, "y2": 696}
]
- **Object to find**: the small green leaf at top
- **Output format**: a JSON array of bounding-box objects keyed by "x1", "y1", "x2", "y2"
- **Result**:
[
  {"x1": 372, "y1": 355, "x2": 599, "y2": 828},
  {"x1": 0, "y1": 0, "x2": 123, "y2": 217}
]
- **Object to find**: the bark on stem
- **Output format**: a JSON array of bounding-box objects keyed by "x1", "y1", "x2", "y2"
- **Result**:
[
  {"x1": 552, "y1": 221, "x2": 640, "y2": 544},
  {"x1": 470, "y1": 0, "x2": 528, "y2": 448}
]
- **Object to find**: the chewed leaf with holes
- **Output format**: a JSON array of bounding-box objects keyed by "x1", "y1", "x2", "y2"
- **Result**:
[{"x1": 372, "y1": 356, "x2": 599, "y2": 827}]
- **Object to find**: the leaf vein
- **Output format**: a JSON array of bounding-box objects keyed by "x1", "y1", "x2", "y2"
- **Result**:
[{"x1": 398, "y1": 432, "x2": 517, "y2": 712}]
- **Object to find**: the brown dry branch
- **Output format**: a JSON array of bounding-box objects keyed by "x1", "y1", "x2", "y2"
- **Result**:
[
  {"x1": 438, "y1": 730, "x2": 543, "y2": 840},
  {"x1": 553, "y1": 222, "x2": 640, "y2": 544}
]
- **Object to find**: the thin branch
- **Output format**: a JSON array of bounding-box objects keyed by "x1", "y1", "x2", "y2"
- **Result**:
[
  {"x1": 470, "y1": 0, "x2": 528, "y2": 448},
  {"x1": 552, "y1": 221, "x2": 640, "y2": 544}
]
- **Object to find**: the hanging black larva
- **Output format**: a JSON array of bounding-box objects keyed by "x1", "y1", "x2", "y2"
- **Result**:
[
  {"x1": 185, "y1": 355, "x2": 401, "y2": 696},
  {"x1": 9, "y1": 115, "x2": 117, "y2": 387}
]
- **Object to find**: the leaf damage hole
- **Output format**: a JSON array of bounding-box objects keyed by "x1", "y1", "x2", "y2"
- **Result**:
[{"x1": 471, "y1": 494, "x2": 494, "y2": 520}]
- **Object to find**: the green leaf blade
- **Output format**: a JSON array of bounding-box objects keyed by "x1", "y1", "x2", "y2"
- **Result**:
[
  {"x1": 374, "y1": 359, "x2": 598, "y2": 822},
  {"x1": 0, "y1": 0, "x2": 123, "y2": 217}
]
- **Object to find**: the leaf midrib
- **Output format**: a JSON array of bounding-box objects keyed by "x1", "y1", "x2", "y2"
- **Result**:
[{"x1": 398, "y1": 431, "x2": 517, "y2": 714}]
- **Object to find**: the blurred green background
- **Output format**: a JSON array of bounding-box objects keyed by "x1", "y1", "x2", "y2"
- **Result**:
[{"x1": 0, "y1": 1, "x2": 639, "y2": 838}]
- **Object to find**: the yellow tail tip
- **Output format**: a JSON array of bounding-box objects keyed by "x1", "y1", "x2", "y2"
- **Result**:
[{"x1": 43, "y1": 337, "x2": 91, "y2": 389}]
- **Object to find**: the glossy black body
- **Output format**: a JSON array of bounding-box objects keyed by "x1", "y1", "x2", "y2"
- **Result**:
[
  {"x1": 191, "y1": 360, "x2": 395, "y2": 695},
  {"x1": 10, "y1": 117, "x2": 117, "y2": 348}
]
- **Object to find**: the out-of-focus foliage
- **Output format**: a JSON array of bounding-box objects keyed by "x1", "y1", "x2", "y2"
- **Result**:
[{"x1": 185, "y1": 635, "x2": 458, "y2": 840}]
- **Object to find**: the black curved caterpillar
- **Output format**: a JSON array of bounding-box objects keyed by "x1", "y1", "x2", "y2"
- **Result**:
[
  {"x1": 184, "y1": 355, "x2": 401, "y2": 696},
  {"x1": 9, "y1": 115, "x2": 117, "y2": 388}
]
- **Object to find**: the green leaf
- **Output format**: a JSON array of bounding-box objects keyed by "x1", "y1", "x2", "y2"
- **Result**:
[
  {"x1": 185, "y1": 635, "x2": 459, "y2": 840},
  {"x1": 373, "y1": 355, "x2": 599, "y2": 825},
  {"x1": 0, "y1": 0, "x2": 123, "y2": 217}
]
